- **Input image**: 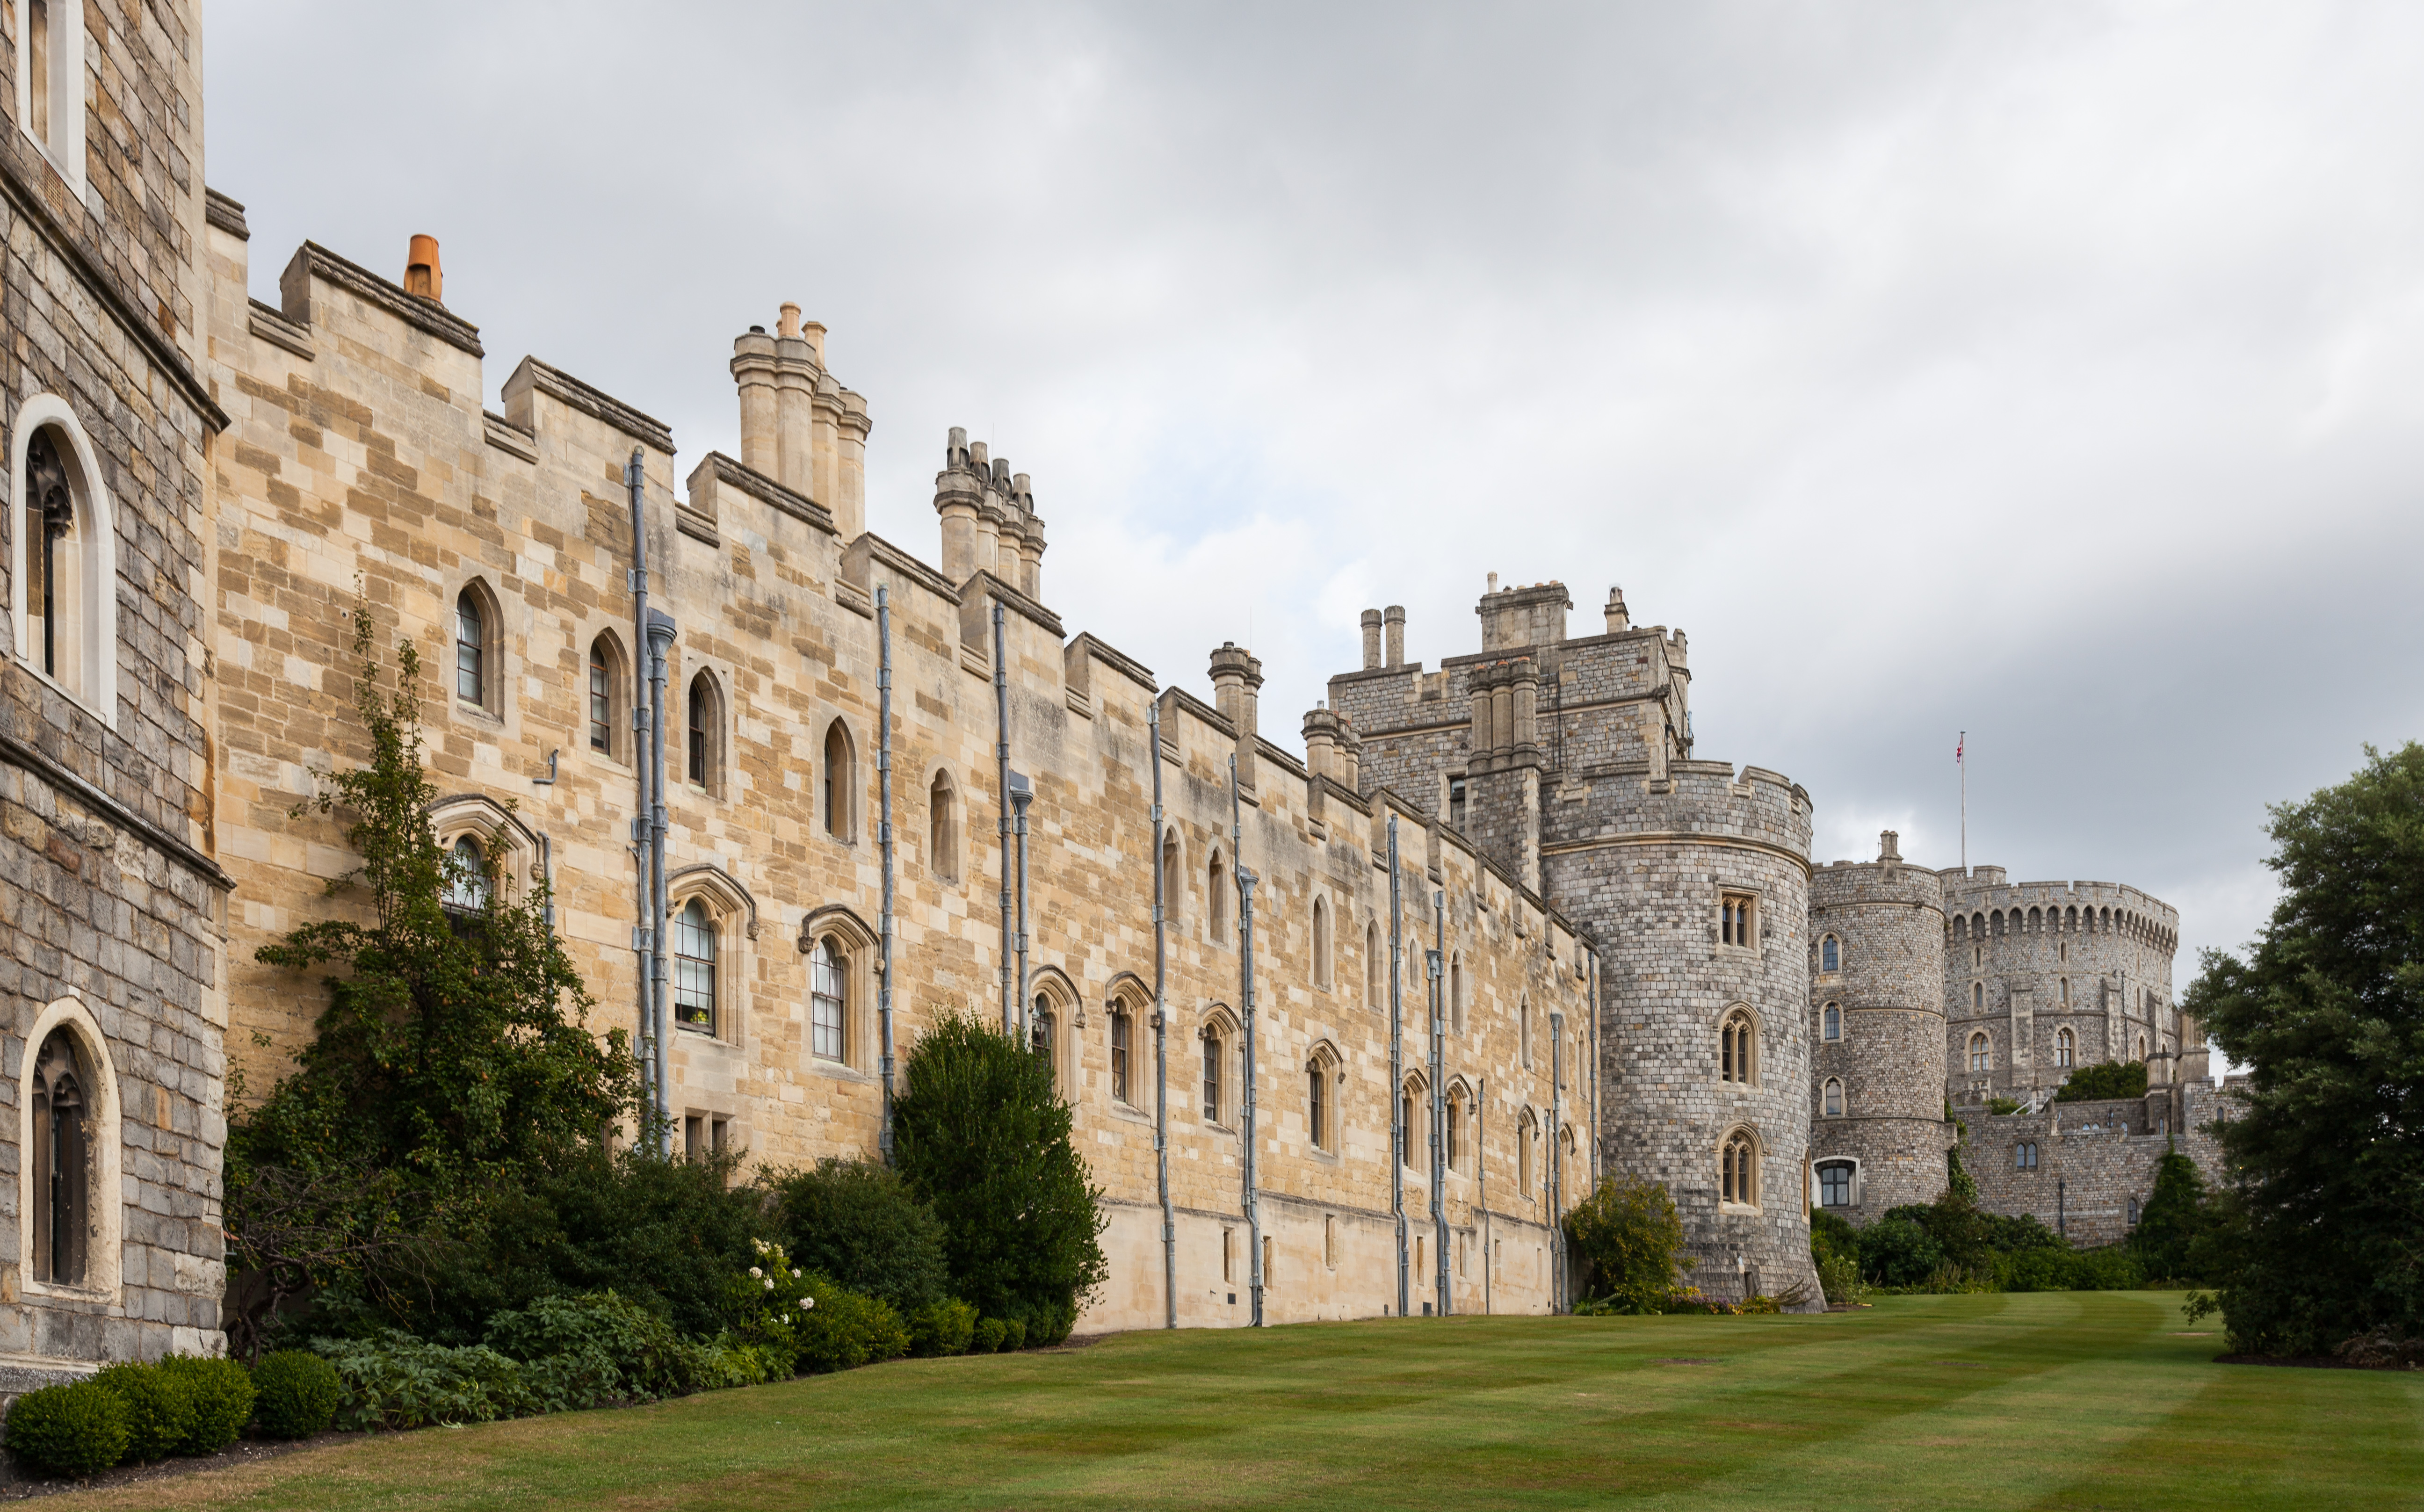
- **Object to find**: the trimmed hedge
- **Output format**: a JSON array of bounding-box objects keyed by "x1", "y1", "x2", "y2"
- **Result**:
[
  {"x1": 251, "y1": 1349, "x2": 342, "y2": 1439},
  {"x1": 4, "y1": 1380, "x2": 128, "y2": 1476},
  {"x1": 91, "y1": 1361, "x2": 195, "y2": 1464},
  {"x1": 158, "y1": 1354, "x2": 256, "y2": 1454},
  {"x1": 908, "y1": 1298, "x2": 978, "y2": 1358}
]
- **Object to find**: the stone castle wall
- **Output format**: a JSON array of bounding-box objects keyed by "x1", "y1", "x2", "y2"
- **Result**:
[
  {"x1": 0, "y1": 0, "x2": 229, "y2": 1379},
  {"x1": 200, "y1": 214, "x2": 1599, "y2": 1331},
  {"x1": 1809, "y1": 846, "x2": 1950, "y2": 1222},
  {"x1": 1964, "y1": 1081, "x2": 2236, "y2": 1249}
]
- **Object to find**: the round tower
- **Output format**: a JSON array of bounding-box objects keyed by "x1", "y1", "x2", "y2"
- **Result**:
[
  {"x1": 1556, "y1": 759, "x2": 1816, "y2": 1308},
  {"x1": 1809, "y1": 831, "x2": 1950, "y2": 1223},
  {"x1": 1940, "y1": 870, "x2": 2180, "y2": 1108}
]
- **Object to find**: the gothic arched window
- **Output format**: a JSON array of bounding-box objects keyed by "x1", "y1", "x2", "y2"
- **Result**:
[
  {"x1": 809, "y1": 936, "x2": 847, "y2": 1061},
  {"x1": 1721, "y1": 1129, "x2": 1759, "y2": 1208},
  {"x1": 1719, "y1": 1009, "x2": 1757, "y2": 1085},
  {"x1": 675, "y1": 898, "x2": 718, "y2": 1034},
  {"x1": 1823, "y1": 1003, "x2": 1842, "y2": 1042},
  {"x1": 30, "y1": 1029, "x2": 89, "y2": 1286}
]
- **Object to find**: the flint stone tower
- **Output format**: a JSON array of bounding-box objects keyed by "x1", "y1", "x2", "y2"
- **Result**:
[
  {"x1": 1332, "y1": 579, "x2": 1818, "y2": 1307},
  {"x1": 1808, "y1": 832, "x2": 1951, "y2": 1222}
]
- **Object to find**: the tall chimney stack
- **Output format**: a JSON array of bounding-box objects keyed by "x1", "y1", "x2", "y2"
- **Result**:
[
  {"x1": 1383, "y1": 605, "x2": 1406, "y2": 668},
  {"x1": 1360, "y1": 609, "x2": 1383, "y2": 670}
]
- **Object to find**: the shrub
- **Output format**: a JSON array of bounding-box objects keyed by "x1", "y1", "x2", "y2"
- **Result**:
[
  {"x1": 1809, "y1": 1208, "x2": 1858, "y2": 1270},
  {"x1": 1995, "y1": 1247, "x2": 2072, "y2": 1293},
  {"x1": 484, "y1": 1290, "x2": 691, "y2": 1406},
  {"x1": 2066, "y1": 1246, "x2": 2145, "y2": 1291},
  {"x1": 1564, "y1": 1176, "x2": 1694, "y2": 1312},
  {"x1": 2130, "y1": 1143, "x2": 2212, "y2": 1282},
  {"x1": 250, "y1": 1349, "x2": 342, "y2": 1439},
  {"x1": 1859, "y1": 1215, "x2": 1943, "y2": 1288},
  {"x1": 91, "y1": 1361, "x2": 195, "y2": 1464},
  {"x1": 971, "y1": 1317, "x2": 1008, "y2": 1353},
  {"x1": 156, "y1": 1355, "x2": 256, "y2": 1455},
  {"x1": 908, "y1": 1298, "x2": 978, "y2": 1358},
  {"x1": 314, "y1": 1332, "x2": 537, "y2": 1430},
  {"x1": 2056, "y1": 1060, "x2": 2148, "y2": 1102},
  {"x1": 769, "y1": 1158, "x2": 951, "y2": 1315},
  {"x1": 999, "y1": 1317, "x2": 1028, "y2": 1352},
  {"x1": 5, "y1": 1380, "x2": 129, "y2": 1476},
  {"x1": 1816, "y1": 1252, "x2": 1864, "y2": 1306},
  {"x1": 792, "y1": 1275, "x2": 911, "y2": 1374},
  {"x1": 892, "y1": 1015, "x2": 1108, "y2": 1334}
]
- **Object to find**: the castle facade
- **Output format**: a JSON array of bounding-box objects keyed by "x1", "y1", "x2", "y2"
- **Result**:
[{"x1": 1, "y1": 1, "x2": 2228, "y2": 1373}]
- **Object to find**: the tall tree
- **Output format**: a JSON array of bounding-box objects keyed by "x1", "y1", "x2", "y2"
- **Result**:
[
  {"x1": 890, "y1": 1014, "x2": 1106, "y2": 1343},
  {"x1": 2185, "y1": 743, "x2": 2424, "y2": 1354}
]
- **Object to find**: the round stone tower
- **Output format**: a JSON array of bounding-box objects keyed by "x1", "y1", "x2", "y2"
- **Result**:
[
  {"x1": 1554, "y1": 759, "x2": 1816, "y2": 1307},
  {"x1": 1809, "y1": 831, "x2": 1950, "y2": 1223},
  {"x1": 1941, "y1": 870, "x2": 2180, "y2": 1108}
]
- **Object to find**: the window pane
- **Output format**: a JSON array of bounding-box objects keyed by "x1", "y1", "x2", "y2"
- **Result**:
[
  {"x1": 676, "y1": 899, "x2": 717, "y2": 1032},
  {"x1": 588, "y1": 645, "x2": 610, "y2": 752},
  {"x1": 456, "y1": 595, "x2": 483, "y2": 703},
  {"x1": 811, "y1": 940, "x2": 845, "y2": 1059}
]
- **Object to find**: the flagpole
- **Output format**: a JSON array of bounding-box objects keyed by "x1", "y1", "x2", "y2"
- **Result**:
[{"x1": 1958, "y1": 731, "x2": 1967, "y2": 873}]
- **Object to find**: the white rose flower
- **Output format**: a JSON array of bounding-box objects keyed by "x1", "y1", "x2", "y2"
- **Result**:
[
  {"x1": 749, "y1": 1266, "x2": 763, "y2": 1278},
  {"x1": 792, "y1": 1268, "x2": 803, "y2": 1278},
  {"x1": 798, "y1": 1297, "x2": 811, "y2": 1309},
  {"x1": 763, "y1": 1277, "x2": 775, "y2": 1290}
]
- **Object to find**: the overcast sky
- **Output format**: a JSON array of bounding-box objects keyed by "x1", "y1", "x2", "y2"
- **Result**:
[{"x1": 205, "y1": 2, "x2": 2424, "y2": 982}]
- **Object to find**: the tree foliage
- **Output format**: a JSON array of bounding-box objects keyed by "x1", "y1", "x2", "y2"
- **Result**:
[
  {"x1": 2056, "y1": 1060, "x2": 2149, "y2": 1102},
  {"x1": 769, "y1": 1158, "x2": 951, "y2": 1314},
  {"x1": 228, "y1": 605, "x2": 639, "y2": 1352},
  {"x1": 2184, "y1": 743, "x2": 2424, "y2": 1354},
  {"x1": 2129, "y1": 1141, "x2": 2212, "y2": 1282},
  {"x1": 890, "y1": 1013, "x2": 1107, "y2": 1343},
  {"x1": 1564, "y1": 1175, "x2": 1692, "y2": 1312}
]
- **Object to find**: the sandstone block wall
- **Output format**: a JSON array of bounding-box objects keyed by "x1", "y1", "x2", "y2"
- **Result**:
[
  {"x1": 0, "y1": 0, "x2": 228, "y2": 1380},
  {"x1": 201, "y1": 214, "x2": 1599, "y2": 1331}
]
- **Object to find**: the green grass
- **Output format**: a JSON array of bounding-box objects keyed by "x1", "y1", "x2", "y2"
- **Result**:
[{"x1": 50, "y1": 1292, "x2": 2424, "y2": 1511}]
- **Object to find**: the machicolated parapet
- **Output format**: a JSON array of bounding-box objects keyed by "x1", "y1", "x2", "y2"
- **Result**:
[
  {"x1": 1941, "y1": 870, "x2": 2179, "y2": 1107},
  {"x1": 1809, "y1": 832, "x2": 1950, "y2": 1223}
]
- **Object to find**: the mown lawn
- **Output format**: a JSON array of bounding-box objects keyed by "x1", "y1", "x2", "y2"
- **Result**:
[{"x1": 43, "y1": 1292, "x2": 2424, "y2": 1511}]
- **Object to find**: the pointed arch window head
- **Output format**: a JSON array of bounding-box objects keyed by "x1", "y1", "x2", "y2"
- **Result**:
[
  {"x1": 1721, "y1": 1129, "x2": 1759, "y2": 1208},
  {"x1": 823, "y1": 721, "x2": 855, "y2": 840},
  {"x1": 1201, "y1": 1023, "x2": 1225, "y2": 1124},
  {"x1": 1446, "y1": 1089, "x2": 1466, "y2": 1172},
  {"x1": 1969, "y1": 1031, "x2": 1991, "y2": 1074},
  {"x1": 1399, "y1": 1078, "x2": 1426, "y2": 1172},
  {"x1": 1449, "y1": 955, "x2": 1465, "y2": 1034},
  {"x1": 17, "y1": 412, "x2": 134, "y2": 720},
  {"x1": 1517, "y1": 1113, "x2": 1537, "y2": 1196},
  {"x1": 2056, "y1": 1026, "x2": 2075, "y2": 1068},
  {"x1": 928, "y1": 771, "x2": 960, "y2": 883},
  {"x1": 1822, "y1": 1003, "x2": 1841, "y2": 1042},
  {"x1": 1820, "y1": 934, "x2": 1840, "y2": 974},
  {"x1": 1306, "y1": 1049, "x2": 1335, "y2": 1153},
  {"x1": 1160, "y1": 832, "x2": 1182, "y2": 926},
  {"x1": 1974, "y1": 981, "x2": 1985, "y2": 1013},
  {"x1": 1719, "y1": 1009, "x2": 1757, "y2": 1085},
  {"x1": 455, "y1": 589, "x2": 487, "y2": 706},
  {"x1": 586, "y1": 636, "x2": 629, "y2": 757},
  {"x1": 30, "y1": 1029, "x2": 89, "y2": 1286},
  {"x1": 1520, "y1": 997, "x2": 1534, "y2": 1068},
  {"x1": 1365, "y1": 919, "x2": 1382, "y2": 1006},
  {"x1": 675, "y1": 899, "x2": 718, "y2": 1034},
  {"x1": 809, "y1": 936, "x2": 846, "y2": 1060},
  {"x1": 1823, "y1": 1077, "x2": 1845, "y2": 1117}
]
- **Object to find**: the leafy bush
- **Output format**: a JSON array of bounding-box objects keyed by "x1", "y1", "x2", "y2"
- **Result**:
[
  {"x1": 2056, "y1": 1060, "x2": 2148, "y2": 1102},
  {"x1": 769, "y1": 1158, "x2": 950, "y2": 1315},
  {"x1": 1816, "y1": 1252, "x2": 1864, "y2": 1306},
  {"x1": 91, "y1": 1361, "x2": 195, "y2": 1464},
  {"x1": 484, "y1": 1290, "x2": 693, "y2": 1406},
  {"x1": 793, "y1": 1275, "x2": 911, "y2": 1374},
  {"x1": 689, "y1": 1335, "x2": 782, "y2": 1389},
  {"x1": 892, "y1": 1015, "x2": 1108, "y2": 1339},
  {"x1": 250, "y1": 1349, "x2": 342, "y2": 1439},
  {"x1": 1994, "y1": 1247, "x2": 2073, "y2": 1292},
  {"x1": 5, "y1": 1380, "x2": 129, "y2": 1476},
  {"x1": 314, "y1": 1332, "x2": 537, "y2": 1430},
  {"x1": 2066, "y1": 1246, "x2": 2145, "y2": 1291},
  {"x1": 157, "y1": 1355, "x2": 256, "y2": 1455},
  {"x1": 1986, "y1": 1097, "x2": 2024, "y2": 1115},
  {"x1": 1860, "y1": 1215, "x2": 1943, "y2": 1287},
  {"x1": 718, "y1": 1237, "x2": 823, "y2": 1377},
  {"x1": 908, "y1": 1298, "x2": 978, "y2": 1357},
  {"x1": 999, "y1": 1317, "x2": 1028, "y2": 1352},
  {"x1": 971, "y1": 1317, "x2": 1008, "y2": 1353},
  {"x1": 1564, "y1": 1176, "x2": 1694, "y2": 1312},
  {"x1": 1809, "y1": 1209, "x2": 1858, "y2": 1270}
]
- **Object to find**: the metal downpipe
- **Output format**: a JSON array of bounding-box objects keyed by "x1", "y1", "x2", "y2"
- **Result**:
[
  {"x1": 1232, "y1": 754, "x2": 1261, "y2": 1327},
  {"x1": 646, "y1": 605, "x2": 676, "y2": 1154},
  {"x1": 993, "y1": 602, "x2": 1013, "y2": 1034},
  {"x1": 1388, "y1": 817, "x2": 1405, "y2": 1319},
  {"x1": 1550, "y1": 1009, "x2": 1566, "y2": 1313},
  {"x1": 1430, "y1": 886, "x2": 1447, "y2": 1316},
  {"x1": 1150, "y1": 702, "x2": 1175, "y2": 1329},
  {"x1": 877, "y1": 585, "x2": 897, "y2": 1160},
  {"x1": 624, "y1": 450, "x2": 654, "y2": 1143}
]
